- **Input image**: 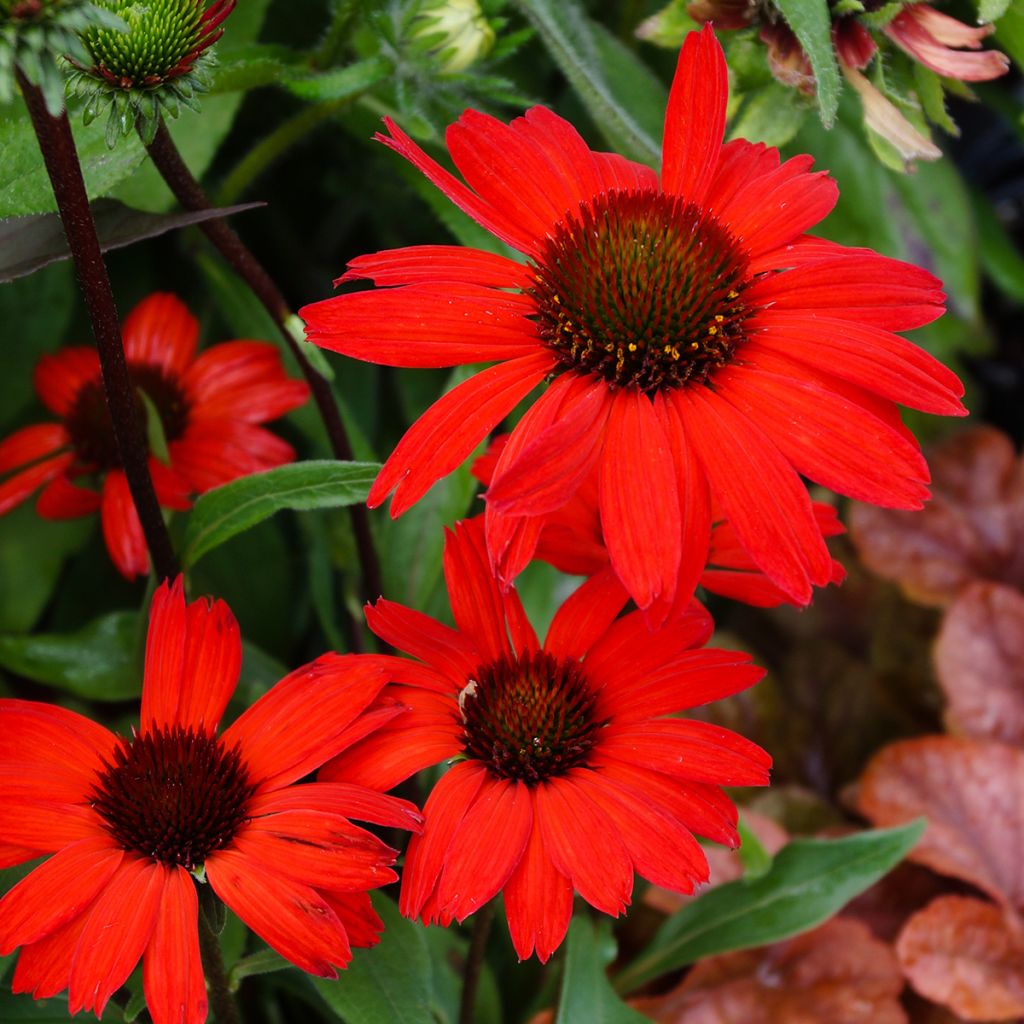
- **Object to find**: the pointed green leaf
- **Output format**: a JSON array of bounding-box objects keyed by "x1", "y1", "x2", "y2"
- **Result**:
[
  {"x1": 181, "y1": 461, "x2": 379, "y2": 567},
  {"x1": 774, "y1": 0, "x2": 842, "y2": 126},
  {"x1": 615, "y1": 821, "x2": 925, "y2": 992}
]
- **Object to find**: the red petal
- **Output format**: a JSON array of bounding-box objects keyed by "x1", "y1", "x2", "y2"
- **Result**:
[
  {"x1": 140, "y1": 577, "x2": 241, "y2": 736},
  {"x1": 376, "y1": 116, "x2": 540, "y2": 255},
  {"x1": 485, "y1": 509, "x2": 545, "y2": 591},
  {"x1": 12, "y1": 911, "x2": 87, "y2": 999},
  {"x1": 169, "y1": 420, "x2": 295, "y2": 493},
  {"x1": 100, "y1": 470, "x2": 149, "y2": 579},
  {"x1": 0, "y1": 700, "x2": 118, "y2": 792},
  {"x1": 231, "y1": 811, "x2": 397, "y2": 891},
  {"x1": 221, "y1": 654, "x2": 388, "y2": 793},
  {"x1": 544, "y1": 568, "x2": 629, "y2": 661},
  {"x1": 885, "y1": 8, "x2": 1009, "y2": 80},
  {"x1": 487, "y1": 375, "x2": 613, "y2": 517},
  {"x1": 747, "y1": 312, "x2": 965, "y2": 415},
  {"x1": 443, "y1": 518, "x2": 512, "y2": 663},
  {"x1": 503, "y1": 585, "x2": 539, "y2": 656},
  {"x1": 745, "y1": 254, "x2": 945, "y2": 331},
  {"x1": 365, "y1": 599, "x2": 477, "y2": 680},
  {"x1": 596, "y1": 649, "x2": 764, "y2": 722},
  {"x1": 0, "y1": 453, "x2": 72, "y2": 516},
  {"x1": 600, "y1": 720, "x2": 771, "y2": 786},
  {"x1": 206, "y1": 849, "x2": 351, "y2": 975},
  {"x1": 33, "y1": 348, "x2": 100, "y2": 417},
  {"x1": 0, "y1": 423, "x2": 68, "y2": 474},
  {"x1": 715, "y1": 156, "x2": 838, "y2": 258},
  {"x1": 705, "y1": 139, "x2": 780, "y2": 221},
  {"x1": 0, "y1": 837, "x2": 122, "y2": 953},
  {"x1": 68, "y1": 856, "x2": 164, "y2": 1016},
  {"x1": 673, "y1": 386, "x2": 831, "y2": 604},
  {"x1": 121, "y1": 293, "x2": 198, "y2": 374},
  {"x1": 599, "y1": 390, "x2": 681, "y2": 612},
  {"x1": 36, "y1": 473, "x2": 101, "y2": 518},
  {"x1": 248, "y1": 782, "x2": 423, "y2": 833},
  {"x1": 399, "y1": 761, "x2": 486, "y2": 921},
  {"x1": 303, "y1": 284, "x2": 538, "y2": 367},
  {"x1": 143, "y1": 866, "x2": 206, "y2": 1024},
  {"x1": 717, "y1": 356, "x2": 931, "y2": 507},
  {"x1": 662, "y1": 26, "x2": 728, "y2": 204},
  {"x1": 340, "y1": 245, "x2": 531, "y2": 289},
  {"x1": 0, "y1": 802, "x2": 100, "y2": 851},
  {"x1": 369, "y1": 351, "x2": 553, "y2": 517},
  {"x1": 535, "y1": 777, "x2": 633, "y2": 915},
  {"x1": 321, "y1": 891, "x2": 383, "y2": 950},
  {"x1": 591, "y1": 152, "x2": 660, "y2": 191},
  {"x1": 184, "y1": 341, "x2": 309, "y2": 423},
  {"x1": 504, "y1": 797, "x2": 573, "y2": 963},
  {"x1": 570, "y1": 768, "x2": 708, "y2": 893},
  {"x1": 437, "y1": 779, "x2": 533, "y2": 921},
  {"x1": 747, "y1": 234, "x2": 874, "y2": 274}
]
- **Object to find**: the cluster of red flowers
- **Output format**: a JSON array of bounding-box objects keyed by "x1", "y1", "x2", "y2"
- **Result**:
[{"x1": 0, "y1": 25, "x2": 966, "y2": 1024}]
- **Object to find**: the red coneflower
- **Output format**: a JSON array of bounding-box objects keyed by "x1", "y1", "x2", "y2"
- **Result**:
[
  {"x1": 0, "y1": 292, "x2": 309, "y2": 579},
  {"x1": 320, "y1": 519, "x2": 769, "y2": 961},
  {"x1": 472, "y1": 435, "x2": 846, "y2": 612},
  {"x1": 301, "y1": 26, "x2": 965, "y2": 621},
  {"x1": 0, "y1": 577, "x2": 421, "y2": 1024}
]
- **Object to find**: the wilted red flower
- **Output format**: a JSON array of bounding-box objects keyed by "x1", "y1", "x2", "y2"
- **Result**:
[
  {"x1": 302, "y1": 26, "x2": 964, "y2": 620},
  {"x1": 0, "y1": 293, "x2": 308, "y2": 579},
  {"x1": 321, "y1": 518, "x2": 769, "y2": 961},
  {"x1": 472, "y1": 435, "x2": 846, "y2": 613},
  {"x1": 0, "y1": 577, "x2": 420, "y2": 1024}
]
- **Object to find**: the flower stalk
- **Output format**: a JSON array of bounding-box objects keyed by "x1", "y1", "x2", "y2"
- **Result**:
[
  {"x1": 17, "y1": 70, "x2": 179, "y2": 583},
  {"x1": 459, "y1": 900, "x2": 495, "y2": 1024},
  {"x1": 198, "y1": 890, "x2": 241, "y2": 1024},
  {"x1": 142, "y1": 117, "x2": 384, "y2": 609}
]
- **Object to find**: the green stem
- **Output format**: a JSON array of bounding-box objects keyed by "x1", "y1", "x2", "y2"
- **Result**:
[
  {"x1": 459, "y1": 902, "x2": 495, "y2": 1024},
  {"x1": 198, "y1": 895, "x2": 241, "y2": 1024}
]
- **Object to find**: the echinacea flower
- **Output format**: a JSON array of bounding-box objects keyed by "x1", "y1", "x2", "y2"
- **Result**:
[
  {"x1": 0, "y1": 292, "x2": 309, "y2": 579},
  {"x1": 0, "y1": 577, "x2": 421, "y2": 1024},
  {"x1": 320, "y1": 518, "x2": 770, "y2": 961},
  {"x1": 301, "y1": 26, "x2": 965, "y2": 622},
  {"x1": 472, "y1": 435, "x2": 846, "y2": 612}
]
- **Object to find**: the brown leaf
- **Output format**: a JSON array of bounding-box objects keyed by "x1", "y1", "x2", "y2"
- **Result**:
[
  {"x1": 844, "y1": 860, "x2": 952, "y2": 943},
  {"x1": 850, "y1": 427, "x2": 1024, "y2": 607},
  {"x1": 633, "y1": 918, "x2": 906, "y2": 1023},
  {"x1": 897, "y1": 895, "x2": 1024, "y2": 1021},
  {"x1": 857, "y1": 737, "x2": 1024, "y2": 909},
  {"x1": 935, "y1": 582, "x2": 1024, "y2": 747}
]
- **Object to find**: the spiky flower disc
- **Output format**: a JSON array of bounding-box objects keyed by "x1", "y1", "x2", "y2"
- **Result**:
[{"x1": 67, "y1": 0, "x2": 234, "y2": 146}]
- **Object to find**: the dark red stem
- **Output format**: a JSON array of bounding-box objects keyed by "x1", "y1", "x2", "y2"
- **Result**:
[
  {"x1": 18, "y1": 73, "x2": 178, "y2": 584},
  {"x1": 143, "y1": 118, "x2": 383, "y2": 609}
]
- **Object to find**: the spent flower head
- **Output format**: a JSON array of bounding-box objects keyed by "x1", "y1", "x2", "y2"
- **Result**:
[{"x1": 66, "y1": 0, "x2": 234, "y2": 145}]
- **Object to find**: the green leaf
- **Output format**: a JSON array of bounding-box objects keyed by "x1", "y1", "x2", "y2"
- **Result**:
[
  {"x1": 736, "y1": 814, "x2": 773, "y2": 879},
  {"x1": 635, "y1": 0, "x2": 699, "y2": 48},
  {"x1": 774, "y1": 0, "x2": 842, "y2": 126},
  {"x1": 728, "y1": 83, "x2": 808, "y2": 147},
  {"x1": 556, "y1": 918, "x2": 650, "y2": 1024},
  {"x1": 0, "y1": 503, "x2": 92, "y2": 635},
  {"x1": 978, "y1": 0, "x2": 1010, "y2": 23},
  {"x1": 0, "y1": 198, "x2": 263, "y2": 282},
  {"x1": 514, "y1": 0, "x2": 664, "y2": 165},
  {"x1": 181, "y1": 460, "x2": 379, "y2": 567},
  {"x1": 0, "y1": 610, "x2": 140, "y2": 700},
  {"x1": 615, "y1": 821, "x2": 925, "y2": 992},
  {"x1": 137, "y1": 389, "x2": 170, "y2": 463},
  {"x1": 310, "y1": 895, "x2": 434, "y2": 1024},
  {"x1": 994, "y1": 1, "x2": 1024, "y2": 70},
  {"x1": 0, "y1": 990, "x2": 120, "y2": 1022},
  {"x1": 0, "y1": 101, "x2": 147, "y2": 217}
]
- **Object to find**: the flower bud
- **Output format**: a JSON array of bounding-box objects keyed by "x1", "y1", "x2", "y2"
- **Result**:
[{"x1": 412, "y1": 0, "x2": 495, "y2": 74}]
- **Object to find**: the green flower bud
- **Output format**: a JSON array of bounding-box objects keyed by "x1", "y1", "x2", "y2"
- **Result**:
[{"x1": 412, "y1": 0, "x2": 495, "y2": 74}]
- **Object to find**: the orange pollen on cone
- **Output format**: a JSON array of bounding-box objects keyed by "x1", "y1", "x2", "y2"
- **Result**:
[
  {"x1": 529, "y1": 189, "x2": 751, "y2": 393},
  {"x1": 459, "y1": 651, "x2": 604, "y2": 785},
  {"x1": 89, "y1": 725, "x2": 255, "y2": 870},
  {"x1": 64, "y1": 364, "x2": 189, "y2": 470}
]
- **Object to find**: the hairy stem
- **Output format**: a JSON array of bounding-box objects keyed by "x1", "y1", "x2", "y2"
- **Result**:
[
  {"x1": 459, "y1": 901, "x2": 496, "y2": 1024},
  {"x1": 197, "y1": 894, "x2": 241, "y2": 1024},
  {"x1": 143, "y1": 118, "x2": 384, "y2": 612},
  {"x1": 18, "y1": 73, "x2": 178, "y2": 583}
]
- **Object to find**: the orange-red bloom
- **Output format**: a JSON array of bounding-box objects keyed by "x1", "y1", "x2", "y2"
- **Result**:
[
  {"x1": 472, "y1": 435, "x2": 846, "y2": 612},
  {"x1": 302, "y1": 27, "x2": 964, "y2": 621},
  {"x1": 0, "y1": 293, "x2": 308, "y2": 579},
  {"x1": 322, "y1": 519, "x2": 770, "y2": 961},
  {"x1": 0, "y1": 578, "x2": 421, "y2": 1024}
]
